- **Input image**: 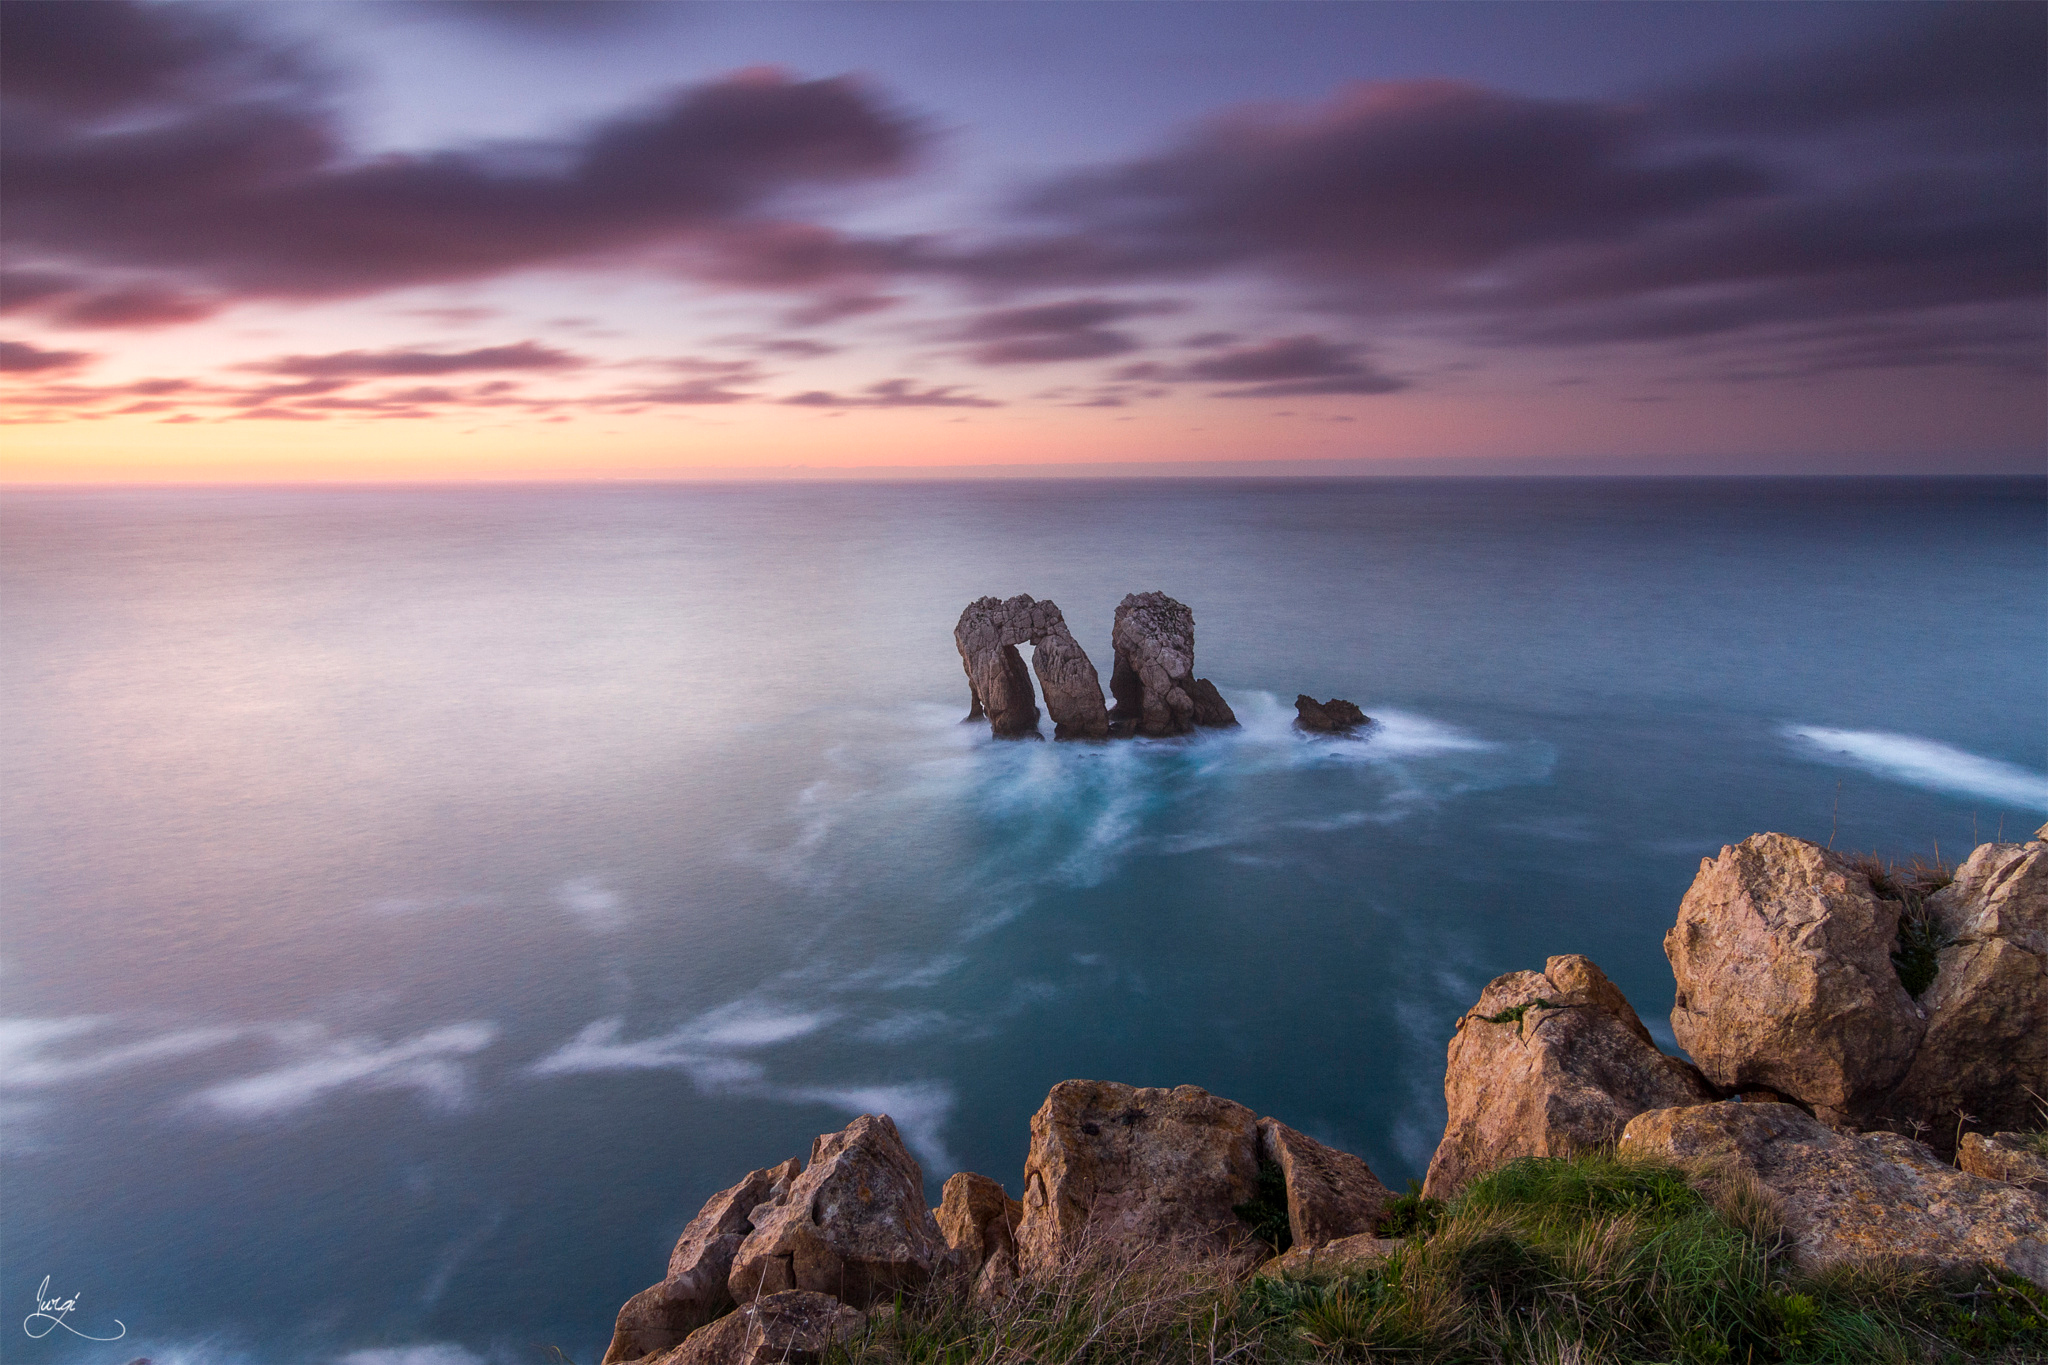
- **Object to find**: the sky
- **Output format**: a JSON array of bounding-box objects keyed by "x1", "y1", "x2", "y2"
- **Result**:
[{"x1": 1, "y1": 0, "x2": 2043, "y2": 481}]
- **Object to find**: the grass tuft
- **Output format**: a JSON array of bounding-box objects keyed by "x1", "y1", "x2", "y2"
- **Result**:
[
  {"x1": 825, "y1": 1151, "x2": 2048, "y2": 1365},
  {"x1": 1850, "y1": 852, "x2": 1955, "y2": 998},
  {"x1": 1232, "y1": 1158, "x2": 1293, "y2": 1255}
]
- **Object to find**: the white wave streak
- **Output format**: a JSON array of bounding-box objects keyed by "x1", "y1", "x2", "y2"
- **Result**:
[
  {"x1": 0, "y1": 1017, "x2": 246, "y2": 1089},
  {"x1": 337, "y1": 1347, "x2": 491, "y2": 1365},
  {"x1": 189, "y1": 1022, "x2": 499, "y2": 1119},
  {"x1": 1785, "y1": 725, "x2": 2048, "y2": 810}
]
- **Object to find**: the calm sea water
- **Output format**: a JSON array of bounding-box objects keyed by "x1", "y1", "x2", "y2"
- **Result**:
[{"x1": 4, "y1": 478, "x2": 2044, "y2": 1365}]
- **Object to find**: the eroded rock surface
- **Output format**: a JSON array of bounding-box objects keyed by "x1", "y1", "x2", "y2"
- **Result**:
[
  {"x1": 1620, "y1": 1102, "x2": 2048, "y2": 1288},
  {"x1": 934, "y1": 1170, "x2": 1022, "y2": 1284},
  {"x1": 1889, "y1": 834, "x2": 2048, "y2": 1143},
  {"x1": 647, "y1": 1290, "x2": 863, "y2": 1365},
  {"x1": 728, "y1": 1114, "x2": 948, "y2": 1309},
  {"x1": 1016, "y1": 1080, "x2": 1263, "y2": 1273},
  {"x1": 1959, "y1": 1132, "x2": 2048, "y2": 1194},
  {"x1": 1666, "y1": 834, "x2": 1925, "y2": 1127},
  {"x1": 1293, "y1": 696, "x2": 1369, "y2": 733},
  {"x1": 955, "y1": 595, "x2": 1109, "y2": 739},
  {"x1": 1256, "y1": 1118, "x2": 1394, "y2": 1247},
  {"x1": 1423, "y1": 955, "x2": 1714, "y2": 1199},
  {"x1": 1109, "y1": 592, "x2": 1235, "y2": 737},
  {"x1": 603, "y1": 1159, "x2": 802, "y2": 1364},
  {"x1": 1257, "y1": 1234, "x2": 1402, "y2": 1281}
]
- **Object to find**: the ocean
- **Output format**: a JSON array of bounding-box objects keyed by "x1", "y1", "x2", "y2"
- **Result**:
[{"x1": 4, "y1": 477, "x2": 2043, "y2": 1364}]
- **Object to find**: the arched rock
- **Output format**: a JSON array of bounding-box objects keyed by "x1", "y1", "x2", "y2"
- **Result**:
[{"x1": 954, "y1": 595, "x2": 1110, "y2": 740}]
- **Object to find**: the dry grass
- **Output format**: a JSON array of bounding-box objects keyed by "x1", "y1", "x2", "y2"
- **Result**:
[{"x1": 823, "y1": 1153, "x2": 2047, "y2": 1365}]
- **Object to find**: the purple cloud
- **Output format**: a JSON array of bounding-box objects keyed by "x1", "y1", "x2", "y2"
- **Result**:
[{"x1": 781, "y1": 379, "x2": 1001, "y2": 408}]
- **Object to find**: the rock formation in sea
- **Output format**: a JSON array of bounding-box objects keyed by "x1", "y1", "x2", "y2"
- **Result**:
[
  {"x1": 954, "y1": 595, "x2": 1109, "y2": 739},
  {"x1": 1108, "y1": 592, "x2": 1237, "y2": 736},
  {"x1": 1293, "y1": 696, "x2": 1370, "y2": 733}
]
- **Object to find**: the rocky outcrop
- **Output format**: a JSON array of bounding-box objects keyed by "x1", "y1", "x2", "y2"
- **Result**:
[
  {"x1": 1256, "y1": 1119, "x2": 1394, "y2": 1247},
  {"x1": 1959, "y1": 1133, "x2": 2048, "y2": 1193},
  {"x1": 604, "y1": 1160, "x2": 803, "y2": 1364},
  {"x1": 954, "y1": 595, "x2": 1109, "y2": 740},
  {"x1": 728, "y1": 1114, "x2": 949, "y2": 1310},
  {"x1": 1888, "y1": 834, "x2": 2048, "y2": 1143},
  {"x1": 1423, "y1": 955, "x2": 1714, "y2": 1199},
  {"x1": 1016, "y1": 1081, "x2": 1265, "y2": 1272},
  {"x1": 1666, "y1": 834, "x2": 1925, "y2": 1128},
  {"x1": 933, "y1": 1170, "x2": 1022, "y2": 1292},
  {"x1": 1108, "y1": 593, "x2": 1236, "y2": 737},
  {"x1": 1619, "y1": 1102, "x2": 2048, "y2": 1288},
  {"x1": 645, "y1": 1291, "x2": 863, "y2": 1365},
  {"x1": 1293, "y1": 697, "x2": 1369, "y2": 733},
  {"x1": 1257, "y1": 1233, "x2": 1402, "y2": 1281}
]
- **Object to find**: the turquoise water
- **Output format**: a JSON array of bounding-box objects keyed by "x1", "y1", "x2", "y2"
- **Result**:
[{"x1": 3, "y1": 477, "x2": 2043, "y2": 1364}]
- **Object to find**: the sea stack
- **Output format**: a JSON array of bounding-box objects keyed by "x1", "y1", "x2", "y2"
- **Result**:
[{"x1": 1108, "y1": 591, "x2": 1238, "y2": 737}]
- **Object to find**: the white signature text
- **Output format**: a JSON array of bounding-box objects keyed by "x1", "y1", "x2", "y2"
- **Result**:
[{"x1": 23, "y1": 1276, "x2": 127, "y2": 1341}]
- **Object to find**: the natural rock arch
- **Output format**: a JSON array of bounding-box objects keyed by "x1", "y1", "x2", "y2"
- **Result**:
[{"x1": 954, "y1": 595, "x2": 1110, "y2": 739}]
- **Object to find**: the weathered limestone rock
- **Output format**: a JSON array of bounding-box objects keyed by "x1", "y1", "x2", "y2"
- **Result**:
[
  {"x1": 1109, "y1": 592, "x2": 1235, "y2": 737},
  {"x1": 1619, "y1": 1102, "x2": 2048, "y2": 1288},
  {"x1": 954, "y1": 595, "x2": 1109, "y2": 739},
  {"x1": 933, "y1": 1171, "x2": 1022, "y2": 1281},
  {"x1": 1293, "y1": 696, "x2": 1369, "y2": 733},
  {"x1": 728, "y1": 1114, "x2": 949, "y2": 1309},
  {"x1": 647, "y1": 1290, "x2": 863, "y2": 1365},
  {"x1": 1889, "y1": 835, "x2": 2048, "y2": 1144},
  {"x1": 1666, "y1": 834, "x2": 1925, "y2": 1127},
  {"x1": 603, "y1": 1159, "x2": 803, "y2": 1364},
  {"x1": 1422, "y1": 955, "x2": 1714, "y2": 1199},
  {"x1": 1016, "y1": 1080, "x2": 1263, "y2": 1273},
  {"x1": 1959, "y1": 1133, "x2": 2048, "y2": 1194},
  {"x1": 1257, "y1": 1234, "x2": 1403, "y2": 1281},
  {"x1": 1256, "y1": 1118, "x2": 1394, "y2": 1247}
]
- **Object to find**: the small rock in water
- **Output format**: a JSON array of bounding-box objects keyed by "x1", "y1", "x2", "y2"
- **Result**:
[{"x1": 1293, "y1": 695, "x2": 1369, "y2": 732}]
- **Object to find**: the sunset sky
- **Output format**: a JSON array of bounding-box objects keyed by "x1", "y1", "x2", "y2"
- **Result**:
[{"x1": 2, "y1": 0, "x2": 2042, "y2": 481}]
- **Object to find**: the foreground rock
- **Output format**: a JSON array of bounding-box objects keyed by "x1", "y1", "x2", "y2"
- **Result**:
[
  {"x1": 1257, "y1": 1233, "x2": 1402, "y2": 1281},
  {"x1": 1109, "y1": 593, "x2": 1236, "y2": 737},
  {"x1": 1257, "y1": 1118, "x2": 1394, "y2": 1246},
  {"x1": 728, "y1": 1115, "x2": 949, "y2": 1309},
  {"x1": 1666, "y1": 834, "x2": 1925, "y2": 1128},
  {"x1": 647, "y1": 1290, "x2": 863, "y2": 1365},
  {"x1": 1016, "y1": 1081, "x2": 1265, "y2": 1273},
  {"x1": 1620, "y1": 1102, "x2": 2048, "y2": 1287},
  {"x1": 933, "y1": 1170, "x2": 1023, "y2": 1295},
  {"x1": 604, "y1": 1159, "x2": 802, "y2": 1364},
  {"x1": 1423, "y1": 955, "x2": 1714, "y2": 1199},
  {"x1": 1959, "y1": 1133, "x2": 2048, "y2": 1194},
  {"x1": 1293, "y1": 696, "x2": 1369, "y2": 733},
  {"x1": 955, "y1": 595, "x2": 1110, "y2": 739},
  {"x1": 1889, "y1": 833, "x2": 2048, "y2": 1143}
]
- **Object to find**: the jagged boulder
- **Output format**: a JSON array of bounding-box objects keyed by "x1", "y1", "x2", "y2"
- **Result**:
[
  {"x1": 1256, "y1": 1118, "x2": 1394, "y2": 1247},
  {"x1": 1423, "y1": 955, "x2": 1714, "y2": 1199},
  {"x1": 1889, "y1": 833, "x2": 2048, "y2": 1144},
  {"x1": 1108, "y1": 592, "x2": 1236, "y2": 737},
  {"x1": 1620, "y1": 1102, "x2": 2048, "y2": 1288},
  {"x1": 1959, "y1": 1133, "x2": 2048, "y2": 1193},
  {"x1": 933, "y1": 1170, "x2": 1022, "y2": 1288},
  {"x1": 646, "y1": 1290, "x2": 863, "y2": 1365},
  {"x1": 1666, "y1": 834, "x2": 1925, "y2": 1128},
  {"x1": 603, "y1": 1159, "x2": 802, "y2": 1364},
  {"x1": 1016, "y1": 1081, "x2": 1263, "y2": 1273},
  {"x1": 1293, "y1": 696, "x2": 1369, "y2": 733},
  {"x1": 727, "y1": 1114, "x2": 948, "y2": 1309},
  {"x1": 954, "y1": 595, "x2": 1109, "y2": 739}
]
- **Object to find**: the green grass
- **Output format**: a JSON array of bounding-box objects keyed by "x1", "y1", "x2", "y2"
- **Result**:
[
  {"x1": 1233, "y1": 1159, "x2": 1293, "y2": 1255},
  {"x1": 1478, "y1": 998, "x2": 1566, "y2": 1027},
  {"x1": 824, "y1": 1153, "x2": 2048, "y2": 1365},
  {"x1": 1851, "y1": 852, "x2": 1956, "y2": 999}
]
